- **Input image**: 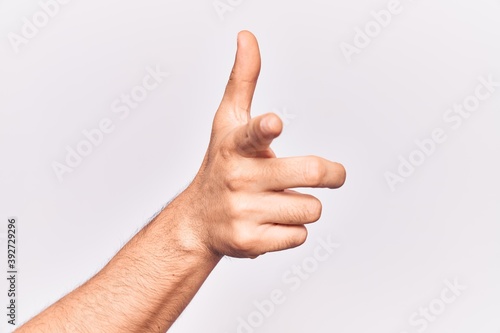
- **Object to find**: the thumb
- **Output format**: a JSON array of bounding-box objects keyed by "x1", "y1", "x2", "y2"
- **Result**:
[
  {"x1": 232, "y1": 112, "x2": 283, "y2": 158},
  {"x1": 216, "y1": 30, "x2": 261, "y2": 127}
]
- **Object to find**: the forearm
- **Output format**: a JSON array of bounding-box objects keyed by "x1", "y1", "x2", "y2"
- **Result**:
[
  {"x1": 17, "y1": 30, "x2": 345, "y2": 333},
  {"x1": 18, "y1": 192, "x2": 221, "y2": 333}
]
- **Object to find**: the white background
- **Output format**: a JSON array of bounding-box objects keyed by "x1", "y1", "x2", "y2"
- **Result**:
[{"x1": 1, "y1": 0, "x2": 499, "y2": 332}]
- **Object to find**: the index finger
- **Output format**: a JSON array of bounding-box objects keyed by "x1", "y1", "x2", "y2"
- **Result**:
[{"x1": 254, "y1": 156, "x2": 347, "y2": 190}]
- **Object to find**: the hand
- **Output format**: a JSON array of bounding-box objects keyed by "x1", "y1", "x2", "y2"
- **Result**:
[{"x1": 179, "y1": 31, "x2": 346, "y2": 259}]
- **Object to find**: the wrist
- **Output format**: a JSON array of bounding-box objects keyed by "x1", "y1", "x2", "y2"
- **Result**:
[{"x1": 152, "y1": 187, "x2": 222, "y2": 264}]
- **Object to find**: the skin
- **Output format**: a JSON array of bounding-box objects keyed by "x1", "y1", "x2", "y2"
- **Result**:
[{"x1": 17, "y1": 30, "x2": 346, "y2": 333}]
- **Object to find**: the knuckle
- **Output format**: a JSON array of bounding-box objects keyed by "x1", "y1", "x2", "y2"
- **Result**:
[
  {"x1": 237, "y1": 123, "x2": 261, "y2": 155},
  {"x1": 224, "y1": 162, "x2": 248, "y2": 191},
  {"x1": 283, "y1": 207, "x2": 303, "y2": 223},
  {"x1": 231, "y1": 226, "x2": 259, "y2": 254},
  {"x1": 219, "y1": 144, "x2": 233, "y2": 161},
  {"x1": 304, "y1": 156, "x2": 326, "y2": 186},
  {"x1": 225, "y1": 196, "x2": 239, "y2": 219},
  {"x1": 227, "y1": 195, "x2": 252, "y2": 220}
]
